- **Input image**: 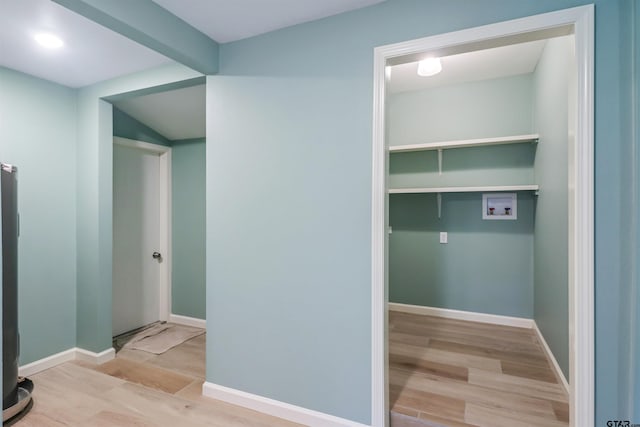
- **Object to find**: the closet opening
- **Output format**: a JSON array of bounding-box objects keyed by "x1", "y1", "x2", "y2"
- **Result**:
[
  {"x1": 371, "y1": 6, "x2": 593, "y2": 427},
  {"x1": 109, "y1": 82, "x2": 207, "y2": 397}
]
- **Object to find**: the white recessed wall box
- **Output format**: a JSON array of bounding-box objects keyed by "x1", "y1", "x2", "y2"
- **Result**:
[{"x1": 482, "y1": 193, "x2": 517, "y2": 220}]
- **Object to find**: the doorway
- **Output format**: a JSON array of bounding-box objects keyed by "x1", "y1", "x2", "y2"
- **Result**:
[
  {"x1": 112, "y1": 137, "x2": 171, "y2": 337},
  {"x1": 371, "y1": 6, "x2": 594, "y2": 427},
  {"x1": 106, "y1": 83, "x2": 207, "y2": 398},
  {"x1": 110, "y1": 81, "x2": 207, "y2": 336}
]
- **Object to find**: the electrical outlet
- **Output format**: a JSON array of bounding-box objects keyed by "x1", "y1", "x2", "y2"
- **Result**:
[{"x1": 440, "y1": 232, "x2": 448, "y2": 244}]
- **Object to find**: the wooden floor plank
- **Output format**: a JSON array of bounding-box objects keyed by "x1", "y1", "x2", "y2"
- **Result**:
[
  {"x1": 84, "y1": 410, "x2": 155, "y2": 427},
  {"x1": 467, "y1": 367, "x2": 568, "y2": 402},
  {"x1": 93, "y1": 358, "x2": 194, "y2": 394},
  {"x1": 465, "y1": 402, "x2": 569, "y2": 427},
  {"x1": 390, "y1": 368, "x2": 559, "y2": 420},
  {"x1": 390, "y1": 313, "x2": 542, "y2": 353},
  {"x1": 501, "y1": 359, "x2": 557, "y2": 383},
  {"x1": 428, "y1": 339, "x2": 549, "y2": 367},
  {"x1": 391, "y1": 342, "x2": 502, "y2": 372},
  {"x1": 20, "y1": 325, "x2": 300, "y2": 427},
  {"x1": 390, "y1": 384, "x2": 466, "y2": 422},
  {"x1": 389, "y1": 312, "x2": 569, "y2": 426},
  {"x1": 390, "y1": 353, "x2": 468, "y2": 381},
  {"x1": 552, "y1": 400, "x2": 570, "y2": 423}
]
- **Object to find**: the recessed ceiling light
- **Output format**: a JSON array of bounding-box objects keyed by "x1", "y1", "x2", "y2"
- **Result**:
[
  {"x1": 417, "y1": 58, "x2": 442, "y2": 77},
  {"x1": 34, "y1": 33, "x2": 64, "y2": 49}
]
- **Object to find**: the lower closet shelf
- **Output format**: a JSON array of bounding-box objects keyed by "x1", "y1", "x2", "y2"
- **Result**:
[{"x1": 388, "y1": 184, "x2": 539, "y2": 194}]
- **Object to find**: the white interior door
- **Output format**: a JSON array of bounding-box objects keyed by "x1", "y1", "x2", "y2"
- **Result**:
[{"x1": 113, "y1": 143, "x2": 161, "y2": 336}]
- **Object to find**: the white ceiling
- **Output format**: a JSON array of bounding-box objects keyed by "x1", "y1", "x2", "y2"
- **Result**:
[
  {"x1": 0, "y1": 0, "x2": 384, "y2": 88},
  {"x1": 388, "y1": 40, "x2": 547, "y2": 94},
  {"x1": 0, "y1": 0, "x2": 544, "y2": 141},
  {"x1": 151, "y1": 0, "x2": 385, "y2": 43},
  {"x1": 0, "y1": 0, "x2": 172, "y2": 88},
  {"x1": 114, "y1": 85, "x2": 206, "y2": 141},
  {"x1": 0, "y1": 0, "x2": 385, "y2": 140}
]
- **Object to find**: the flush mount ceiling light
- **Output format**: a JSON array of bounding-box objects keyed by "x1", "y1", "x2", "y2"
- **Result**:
[
  {"x1": 34, "y1": 33, "x2": 64, "y2": 49},
  {"x1": 417, "y1": 57, "x2": 442, "y2": 77}
]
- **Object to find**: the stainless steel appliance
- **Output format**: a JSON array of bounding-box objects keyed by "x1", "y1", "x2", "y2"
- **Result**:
[{"x1": 2, "y1": 163, "x2": 33, "y2": 422}]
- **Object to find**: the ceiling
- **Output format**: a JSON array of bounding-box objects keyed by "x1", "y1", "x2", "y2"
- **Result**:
[
  {"x1": 114, "y1": 85, "x2": 206, "y2": 141},
  {"x1": 151, "y1": 0, "x2": 385, "y2": 43},
  {"x1": 0, "y1": 0, "x2": 172, "y2": 88},
  {"x1": 0, "y1": 0, "x2": 546, "y2": 141},
  {"x1": 0, "y1": 0, "x2": 385, "y2": 88},
  {"x1": 0, "y1": 0, "x2": 384, "y2": 140},
  {"x1": 388, "y1": 40, "x2": 547, "y2": 94}
]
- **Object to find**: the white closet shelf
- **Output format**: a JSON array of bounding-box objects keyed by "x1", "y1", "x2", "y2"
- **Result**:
[
  {"x1": 388, "y1": 185, "x2": 539, "y2": 194},
  {"x1": 388, "y1": 134, "x2": 539, "y2": 153}
]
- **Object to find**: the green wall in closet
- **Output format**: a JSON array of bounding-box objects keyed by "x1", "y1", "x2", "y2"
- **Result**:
[
  {"x1": 389, "y1": 192, "x2": 535, "y2": 317},
  {"x1": 388, "y1": 75, "x2": 536, "y2": 189},
  {"x1": 388, "y1": 37, "x2": 573, "y2": 380},
  {"x1": 533, "y1": 36, "x2": 572, "y2": 379},
  {"x1": 388, "y1": 74, "x2": 535, "y2": 145},
  {"x1": 388, "y1": 73, "x2": 536, "y2": 318}
]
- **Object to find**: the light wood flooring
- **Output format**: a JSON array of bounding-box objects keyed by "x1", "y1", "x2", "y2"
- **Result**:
[
  {"x1": 15, "y1": 327, "x2": 301, "y2": 427},
  {"x1": 389, "y1": 311, "x2": 569, "y2": 427},
  {"x1": 13, "y1": 317, "x2": 569, "y2": 427}
]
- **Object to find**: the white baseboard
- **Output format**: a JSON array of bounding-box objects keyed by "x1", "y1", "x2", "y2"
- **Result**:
[
  {"x1": 388, "y1": 302, "x2": 535, "y2": 329},
  {"x1": 75, "y1": 347, "x2": 116, "y2": 365},
  {"x1": 18, "y1": 347, "x2": 115, "y2": 377},
  {"x1": 18, "y1": 348, "x2": 77, "y2": 377},
  {"x1": 169, "y1": 313, "x2": 206, "y2": 329},
  {"x1": 202, "y1": 382, "x2": 370, "y2": 427},
  {"x1": 532, "y1": 323, "x2": 570, "y2": 395}
]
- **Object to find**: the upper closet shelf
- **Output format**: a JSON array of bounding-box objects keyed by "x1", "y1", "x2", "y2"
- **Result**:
[
  {"x1": 388, "y1": 134, "x2": 539, "y2": 153},
  {"x1": 388, "y1": 184, "x2": 539, "y2": 194}
]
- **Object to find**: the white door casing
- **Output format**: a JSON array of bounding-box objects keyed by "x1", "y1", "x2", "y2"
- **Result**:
[
  {"x1": 113, "y1": 137, "x2": 171, "y2": 336},
  {"x1": 371, "y1": 5, "x2": 594, "y2": 427}
]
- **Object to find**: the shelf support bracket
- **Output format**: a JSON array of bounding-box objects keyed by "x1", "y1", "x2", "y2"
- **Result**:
[
  {"x1": 437, "y1": 192, "x2": 442, "y2": 219},
  {"x1": 437, "y1": 149, "x2": 443, "y2": 175}
]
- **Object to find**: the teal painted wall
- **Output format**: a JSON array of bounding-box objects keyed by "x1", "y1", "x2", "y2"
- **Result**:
[
  {"x1": 619, "y1": 0, "x2": 640, "y2": 418},
  {"x1": 206, "y1": 1, "x2": 612, "y2": 424},
  {"x1": 593, "y1": 0, "x2": 636, "y2": 422},
  {"x1": 389, "y1": 192, "x2": 535, "y2": 317},
  {"x1": 0, "y1": 0, "x2": 633, "y2": 424},
  {"x1": 171, "y1": 138, "x2": 206, "y2": 319},
  {"x1": 389, "y1": 144, "x2": 536, "y2": 189},
  {"x1": 388, "y1": 76, "x2": 535, "y2": 190},
  {"x1": 0, "y1": 67, "x2": 77, "y2": 364},
  {"x1": 76, "y1": 63, "x2": 202, "y2": 353},
  {"x1": 388, "y1": 75, "x2": 536, "y2": 318},
  {"x1": 532, "y1": 36, "x2": 572, "y2": 379},
  {"x1": 112, "y1": 107, "x2": 171, "y2": 147},
  {"x1": 388, "y1": 74, "x2": 534, "y2": 146},
  {"x1": 206, "y1": 0, "x2": 637, "y2": 424},
  {"x1": 633, "y1": 0, "x2": 640, "y2": 417}
]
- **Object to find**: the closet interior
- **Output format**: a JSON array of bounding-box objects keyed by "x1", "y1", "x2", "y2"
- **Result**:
[{"x1": 387, "y1": 33, "x2": 575, "y2": 426}]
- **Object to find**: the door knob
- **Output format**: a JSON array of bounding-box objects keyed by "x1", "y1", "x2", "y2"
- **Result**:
[{"x1": 152, "y1": 252, "x2": 162, "y2": 259}]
